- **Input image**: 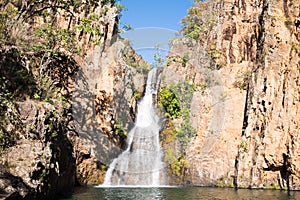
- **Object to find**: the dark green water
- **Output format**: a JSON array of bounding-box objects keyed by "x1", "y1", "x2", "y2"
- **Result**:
[{"x1": 61, "y1": 186, "x2": 300, "y2": 200}]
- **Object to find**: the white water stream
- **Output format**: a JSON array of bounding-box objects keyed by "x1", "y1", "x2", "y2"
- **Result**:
[{"x1": 102, "y1": 67, "x2": 166, "y2": 186}]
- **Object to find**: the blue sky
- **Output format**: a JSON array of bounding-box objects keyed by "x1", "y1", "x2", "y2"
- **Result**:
[
  {"x1": 119, "y1": 0, "x2": 193, "y2": 30},
  {"x1": 118, "y1": 0, "x2": 193, "y2": 64}
]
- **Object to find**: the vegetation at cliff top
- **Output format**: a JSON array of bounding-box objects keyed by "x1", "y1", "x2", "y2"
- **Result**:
[
  {"x1": 181, "y1": 1, "x2": 218, "y2": 42},
  {"x1": 0, "y1": 0, "x2": 124, "y2": 53},
  {"x1": 122, "y1": 46, "x2": 151, "y2": 74}
]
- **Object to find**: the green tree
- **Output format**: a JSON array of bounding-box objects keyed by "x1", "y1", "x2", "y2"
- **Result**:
[
  {"x1": 181, "y1": 1, "x2": 217, "y2": 41},
  {"x1": 159, "y1": 88, "x2": 181, "y2": 119}
]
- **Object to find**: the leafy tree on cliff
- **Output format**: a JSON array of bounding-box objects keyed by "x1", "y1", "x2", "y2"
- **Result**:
[{"x1": 181, "y1": 1, "x2": 217, "y2": 42}]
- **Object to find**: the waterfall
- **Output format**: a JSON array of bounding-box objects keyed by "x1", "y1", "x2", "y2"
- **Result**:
[{"x1": 102, "y1": 67, "x2": 166, "y2": 186}]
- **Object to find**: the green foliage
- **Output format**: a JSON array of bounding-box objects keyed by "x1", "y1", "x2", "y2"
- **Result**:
[
  {"x1": 168, "y1": 82, "x2": 195, "y2": 114},
  {"x1": 122, "y1": 23, "x2": 133, "y2": 31},
  {"x1": 34, "y1": 75, "x2": 59, "y2": 103},
  {"x1": 0, "y1": 0, "x2": 121, "y2": 54},
  {"x1": 33, "y1": 93, "x2": 41, "y2": 99},
  {"x1": 158, "y1": 88, "x2": 181, "y2": 119},
  {"x1": 75, "y1": 14, "x2": 104, "y2": 45},
  {"x1": 0, "y1": 0, "x2": 95, "y2": 155},
  {"x1": 45, "y1": 110, "x2": 59, "y2": 140},
  {"x1": 153, "y1": 52, "x2": 165, "y2": 67},
  {"x1": 270, "y1": 182, "x2": 281, "y2": 190},
  {"x1": 39, "y1": 168, "x2": 49, "y2": 183},
  {"x1": 137, "y1": 64, "x2": 151, "y2": 74},
  {"x1": 0, "y1": 50, "x2": 74, "y2": 152},
  {"x1": 160, "y1": 120, "x2": 177, "y2": 145},
  {"x1": 124, "y1": 54, "x2": 137, "y2": 67},
  {"x1": 0, "y1": 49, "x2": 32, "y2": 152},
  {"x1": 0, "y1": 0, "x2": 121, "y2": 102},
  {"x1": 181, "y1": 2, "x2": 218, "y2": 41},
  {"x1": 17, "y1": 157, "x2": 24, "y2": 161},
  {"x1": 182, "y1": 52, "x2": 190, "y2": 66},
  {"x1": 114, "y1": 122, "x2": 127, "y2": 141},
  {"x1": 122, "y1": 47, "x2": 150, "y2": 74},
  {"x1": 115, "y1": 2, "x2": 130, "y2": 33},
  {"x1": 115, "y1": 3, "x2": 126, "y2": 13},
  {"x1": 240, "y1": 140, "x2": 249, "y2": 153},
  {"x1": 34, "y1": 24, "x2": 79, "y2": 54},
  {"x1": 0, "y1": 131, "x2": 13, "y2": 153},
  {"x1": 159, "y1": 81, "x2": 197, "y2": 149},
  {"x1": 176, "y1": 121, "x2": 196, "y2": 149},
  {"x1": 167, "y1": 52, "x2": 190, "y2": 67},
  {"x1": 152, "y1": 45, "x2": 165, "y2": 67},
  {"x1": 0, "y1": 106, "x2": 17, "y2": 152},
  {"x1": 207, "y1": 49, "x2": 224, "y2": 69},
  {"x1": 208, "y1": 49, "x2": 221, "y2": 59},
  {"x1": 0, "y1": 49, "x2": 37, "y2": 100},
  {"x1": 165, "y1": 149, "x2": 187, "y2": 177},
  {"x1": 133, "y1": 88, "x2": 141, "y2": 100},
  {"x1": 0, "y1": 4, "x2": 19, "y2": 45}
]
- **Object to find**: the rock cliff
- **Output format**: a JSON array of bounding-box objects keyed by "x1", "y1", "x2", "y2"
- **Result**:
[
  {"x1": 72, "y1": 40, "x2": 148, "y2": 185},
  {"x1": 1, "y1": 0, "x2": 299, "y2": 197},
  {"x1": 233, "y1": 0, "x2": 300, "y2": 190},
  {"x1": 161, "y1": 0, "x2": 300, "y2": 190},
  {"x1": 0, "y1": 0, "x2": 148, "y2": 198}
]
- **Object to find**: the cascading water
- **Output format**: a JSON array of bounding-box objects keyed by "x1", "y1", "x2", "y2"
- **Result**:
[{"x1": 103, "y1": 67, "x2": 166, "y2": 186}]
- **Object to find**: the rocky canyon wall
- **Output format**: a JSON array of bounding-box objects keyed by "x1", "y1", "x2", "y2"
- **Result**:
[
  {"x1": 161, "y1": 0, "x2": 300, "y2": 190},
  {"x1": 72, "y1": 40, "x2": 148, "y2": 185},
  {"x1": 1, "y1": 1, "x2": 299, "y2": 199},
  {"x1": 0, "y1": 0, "x2": 148, "y2": 198},
  {"x1": 234, "y1": 0, "x2": 300, "y2": 190}
]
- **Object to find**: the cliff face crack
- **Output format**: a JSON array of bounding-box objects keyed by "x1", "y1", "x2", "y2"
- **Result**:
[
  {"x1": 256, "y1": 0, "x2": 269, "y2": 67},
  {"x1": 234, "y1": 0, "x2": 271, "y2": 189}
]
